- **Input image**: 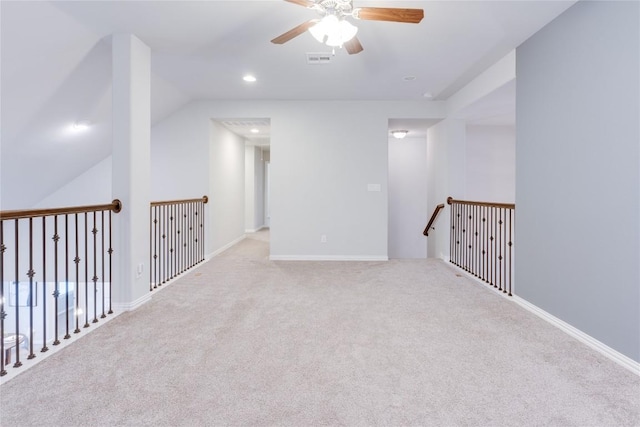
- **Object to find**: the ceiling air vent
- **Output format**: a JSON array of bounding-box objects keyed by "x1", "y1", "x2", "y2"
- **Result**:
[{"x1": 306, "y1": 53, "x2": 333, "y2": 65}]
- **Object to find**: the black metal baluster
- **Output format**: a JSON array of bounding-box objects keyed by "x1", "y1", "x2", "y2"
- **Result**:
[
  {"x1": 159, "y1": 205, "x2": 164, "y2": 285},
  {"x1": 13, "y1": 219, "x2": 22, "y2": 367},
  {"x1": 483, "y1": 205, "x2": 488, "y2": 283},
  {"x1": 475, "y1": 205, "x2": 479, "y2": 277},
  {"x1": 508, "y1": 208, "x2": 513, "y2": 296},
  {"x1": 173, "y1": 204, "x2": 176, "y2": 279},
  {"x1": 182, "y1": 203, "x2": 186, "y2": 273},
  {"x1": 64, "y1": 214, "x2": 71, "y2": 339},
  {"x1": 498, "y1": 208, "x2": 504, "y2": 292},
  {"x1": 200, "y1": 200, "x2": 205, "y2": 262},
  {"x1": 149, "y1": 205, "x2": 158, "y2": 291},
  {"x1": 74, "y1": 213, "x2": 81, "y2": 334},
  {"x1": 493, "y1": 207, "x2": 498, "y2": 289},
  {"x1": 180, "y1": 203, "x2": 184, "y2": 274},
  {"x1": 108, "y1": 210, "x2": 113, "y2": 315},
  {"x1": 489, "y1": 207, "x2": 494, "y2": 288},
  {"x1": 101, "y1": 211, "x2": 106, "y2": 318},
  {"x1": 92, "y1": 211, "x2": 98, "y2": 323},
  {"x1": 178, "y1": 203, "x2": 182, "y2": 275},
  {"x1": 53, "y1": 216, "x2": 60, "y2": 345},
  {"x1": 27, "y1": 218, "x2": 35, "y2": 360},
  {"x1": 83, "y1": 213, "x2": 89, "y2": 328},
  {"x1": 188, "y1": 202, "x2": 191, "y2": 270},
  {"x1": 1, "y1": 221, "x2": 7, "y2": 375},
  {"x1": 465, "y1": 204, "x2": 470, "y2": 272},
  {"x1": 41, "y1": 217, "x2": 48, "y2": 353}
]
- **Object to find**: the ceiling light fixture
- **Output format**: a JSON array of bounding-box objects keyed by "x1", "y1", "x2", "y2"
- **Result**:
[
  {"x1": 391, "y1": 130, "x2": 409, "y2": 139},
  {"x1": 250, "y1": 128, "x2": 260, "y2": 134},
  {"x1": 308, "y1": 15, "x2": 358, "y2": 48},
  {"x1": 243, "y1": 75, "x2": 257, "y2": 83}
]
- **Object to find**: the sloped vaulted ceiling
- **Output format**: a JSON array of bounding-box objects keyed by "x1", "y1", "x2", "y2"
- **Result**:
[{"x1": 0, "y1": 1, "x2": 575, "y2": 209}]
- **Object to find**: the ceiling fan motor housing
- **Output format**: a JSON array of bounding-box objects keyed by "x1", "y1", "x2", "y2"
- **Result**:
[{"x1": 314, "y1": 0, "x2": 354, "y2": 18}]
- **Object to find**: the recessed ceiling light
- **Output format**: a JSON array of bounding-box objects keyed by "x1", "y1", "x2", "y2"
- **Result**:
[
  {"x1": 250, "y1": 128, "x2": 260, "y2": 134},
  {"x1": 403, "y1": 76, "x2": 416, "y2": 81},
  {"x1": 391, "y1": 130, "x2": 409, "y2": 139},
  {"x1": 243, "y1": 75, "x2": 257, "y2": 82},
  {"x1": 423, "y1": 92, "x2": 433, "y2": 99},
  {"x1": 72, "y1": 121, "x2": 90, "y2": 131}
]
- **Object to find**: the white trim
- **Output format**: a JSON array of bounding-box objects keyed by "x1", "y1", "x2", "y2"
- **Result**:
[
  {"x1": 512, "y1": 296, "x2": 640, "y2": 376},
  {"x1": 206, "y1": 235, "x2": 246, "y2": 259},
  {"x1": 269, "y1": 255, "x2": 388, "y2": 261},
  {"x1": 244, "y1": 225, "x2": 267, "y2": 233},
  {"x1": 113, "y1": 292, "x2": 151, "y2": 312}
]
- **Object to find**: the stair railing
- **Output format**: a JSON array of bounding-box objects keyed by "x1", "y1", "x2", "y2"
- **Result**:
[
  {"x1": 0, "y1": 200, "x2": 122, "y2": 376},
  {"x1": 149, "y1": 196, "x2": 208, "y2": 291},
  {"x1": 423, "y1": 203, "x2": 445, "y2": 236},
  {"x1": 447, "y1": 196, "x2": 515, "y2": 296}
]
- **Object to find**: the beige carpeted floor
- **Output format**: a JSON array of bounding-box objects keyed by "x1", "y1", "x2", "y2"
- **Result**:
[{"x1": 1, "y1": 230, "x2": 638, "y2": 426}]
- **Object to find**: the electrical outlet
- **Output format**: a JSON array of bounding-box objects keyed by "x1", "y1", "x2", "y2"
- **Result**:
[{"x1": 321, "y1": 234, "x2": 327, "y2": 243}]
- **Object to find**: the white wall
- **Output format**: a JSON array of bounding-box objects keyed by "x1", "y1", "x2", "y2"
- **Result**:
[
  {"x1": 33, "y1": 156, "x2": 112, "y2": 208},
  {"x1": 426, "y1": 119, "x2": 466, "y2": 260},
  {"x1": 245, "y1": 146, "x2": 256, "y2": 231},
  {"x1": 270, "y1": 102, "x2": 390, "y2": 260},
  {"x1": 150, "y1": 99, "x2": 444, "y2": 261},
  {"x1": 245, "y1": 145, "x2": 266, "y2": 232},
  {"x1": 516, "y1": 0, "x2": 639, "y2": 362},
  {"x1": 209, "y1": 121, "x2": 246, "y2": 255},
  {"x1": 388, "y1": 136, "x2": 428, "y2": 259},
  {"x1": 465, "y1": 125, "x2": 515, "y2": 203},
  {"x1": 150, "y1": 107, "x2": 209, "y2": 201}
]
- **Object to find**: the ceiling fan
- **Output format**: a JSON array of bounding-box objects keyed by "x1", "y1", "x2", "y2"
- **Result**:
[{"x1": 271, "y1": 0, "x2": 424, "y2": 55}]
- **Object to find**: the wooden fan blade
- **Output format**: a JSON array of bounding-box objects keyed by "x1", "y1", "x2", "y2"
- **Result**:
[
  {"x1": 344, "y1": 36, "x2": 363, "y2": 55},
  {"x1": 285, "y1": 0, "x2": 315, "y2": 8},
  {"x1": 355, "y1": 7, "x2": 424, "y2": 24},
  {"x1": 271, "y1": 20, "x2": 317, "y2": 44}
]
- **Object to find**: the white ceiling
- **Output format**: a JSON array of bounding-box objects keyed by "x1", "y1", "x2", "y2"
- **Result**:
[
  {"x1": 48, "y1": 0, "x2": 573, "y2": 100},
  {"x1": 0, "y1": 0, "x2": 576, "y2": 207}
]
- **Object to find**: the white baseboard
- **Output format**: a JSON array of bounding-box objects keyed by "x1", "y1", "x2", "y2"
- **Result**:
[
  {"x1": 269, "y1": 255, "x2": 388, "y2": 261},
  {"x1": 113, "y1": 292, "x2": 151, "y2": 312},
  {"x1": 245, "y1": 226, "x2": 267, "y2": 233},
  {"x1": 0, "y1": 311, "x2": 119, "y2": 384},
  {"x1": 206, "y1": 235, "x2": 246, "y2": 259},
  {"x1": 512, "y1": 296, "x2": 640, "y2": 376}
]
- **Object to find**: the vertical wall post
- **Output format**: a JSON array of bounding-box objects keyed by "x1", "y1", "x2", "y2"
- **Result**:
[{"x1": 111, "y1": 34, "x2": 151, "y2": 311}]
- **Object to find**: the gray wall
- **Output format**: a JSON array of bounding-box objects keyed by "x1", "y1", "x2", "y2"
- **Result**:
[{"x1": 516, "y1": 1, "x2": 639, "y2": 361}]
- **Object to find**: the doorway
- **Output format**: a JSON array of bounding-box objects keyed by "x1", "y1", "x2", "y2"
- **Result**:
[{"x1": 387, "y1": 125, "x2": 428, "y2": 259}]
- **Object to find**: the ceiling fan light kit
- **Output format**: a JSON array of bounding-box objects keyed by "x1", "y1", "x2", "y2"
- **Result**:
[
  {"x1": 308, "y1": 15, "x2": 358, "y2": 47},
  {"x1": 272, "y1": 0, "x2": 424, "y2": 55}
]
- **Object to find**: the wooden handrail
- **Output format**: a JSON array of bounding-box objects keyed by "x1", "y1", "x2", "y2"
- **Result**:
[
  {"x1": 447, "y1": 196, "x2": 515, "y2": 209},
  {"x1": 423, "y1": 203, "x2": 445, "y2": 236},
  {"x1": 0, "y1": 199, "x2": 122, "y2": 220},
  {"x1": 150, "y1": 196, "x2": 208, "y2": 207}
]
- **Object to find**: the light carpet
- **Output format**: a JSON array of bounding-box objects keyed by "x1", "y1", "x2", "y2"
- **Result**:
[{"x1": 0, "y1": 230, "x2": 638, "y2": 426}]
